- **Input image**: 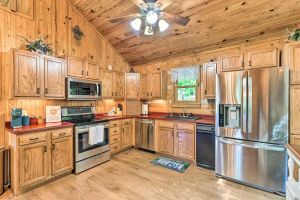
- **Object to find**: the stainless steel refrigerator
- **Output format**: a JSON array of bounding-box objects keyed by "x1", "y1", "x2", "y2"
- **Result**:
[{"x1": 215, "y1": 67, "x2": 289, "y2": 195}]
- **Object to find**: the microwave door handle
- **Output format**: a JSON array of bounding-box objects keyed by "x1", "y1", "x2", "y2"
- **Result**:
[
  {"x1": 96, "y1": 84, "x2": 99, "y2": 97},
  {"x1": 242, "y1": 76, "x2": 247, "y2": 134}
]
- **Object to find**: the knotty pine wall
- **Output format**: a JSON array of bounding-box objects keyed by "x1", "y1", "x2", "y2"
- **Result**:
[
  {"x1": 0, "y1": 0, "x2": 129, "y2": 120},
  {"x1": 133, "y1": 37, "x2": 287, "y2": 115}
]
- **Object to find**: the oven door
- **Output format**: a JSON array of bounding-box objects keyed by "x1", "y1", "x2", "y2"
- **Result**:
[
  {"x1": 67, "y1": 78, "x2": 101, "y2": 100},
  {"x1": 75, "y1": 123, "x2": 109, "y2": 162}
]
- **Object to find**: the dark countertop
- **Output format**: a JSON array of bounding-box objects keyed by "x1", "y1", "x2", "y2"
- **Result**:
[
  {"x1": 5, "y1": 122, "x2": 74, "y2": 135},
  {"x1": 96, "y1": 113, "x2": 215, "y2": 125}
]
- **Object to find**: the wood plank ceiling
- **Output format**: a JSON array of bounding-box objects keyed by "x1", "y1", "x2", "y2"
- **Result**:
[{"x1": 69, "y1": 0, "x2": 300, "y2": 65}]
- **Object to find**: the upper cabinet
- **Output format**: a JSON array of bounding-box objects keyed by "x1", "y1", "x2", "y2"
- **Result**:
[
  {"x1": 0, "y1": 0, "x2": 34, "y2": 20},
  {"x1": 67, "y1": 57, "x2": 99, "y2": 80},
  {"x1": 285, "y1": 42, "x2": 300, "y2": 84},
  {"x1": 247, "y1": 47, "x2": 278, "y2": 68},
  {"x1": 203, "y1": 62, "x2": 217, "y2": 99},
  {"x1": 139, "y1": 71, "x2": 167, "y2": 100},
  {"x1": 125, "y1": 73, "x2": 140, "y2": 100},
  {"x1": 101, "y1": 70, "x2": 114, "y2": 98},
  {"x1": 101, "y1": 70, "x2": 125, "y2": 99},
  {"x1": 13, "y1": 50, "x2": 66, "y2": 99},
  {"x1": 13, "y1": 50, "x2": 41, "y2": 97},
  {"x1": 220, "y1": 51, "x2": 244, "y2": 72},
  {"x1": 85, "y1": 61, "x2": 99, "y2": 80},
  {"x1": 114, "y1": 72, "x2": 125, "y2": 99},
  {"x1": 44, "y1": 56, "x2": 66, "y2": 99}
]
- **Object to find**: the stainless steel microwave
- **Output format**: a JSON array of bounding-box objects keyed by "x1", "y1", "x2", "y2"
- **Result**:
[{"x1": 66, "y1": 78, "x2": 101, "y2": 100}]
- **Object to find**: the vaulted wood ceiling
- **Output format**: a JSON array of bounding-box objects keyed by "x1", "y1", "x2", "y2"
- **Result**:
[{"x1": 69, "y1": 0, "x2": 300, "y2": 66}]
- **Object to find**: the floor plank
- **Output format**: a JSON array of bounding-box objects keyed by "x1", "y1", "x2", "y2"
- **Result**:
[{"x1": 0, "y1": 149, "x2": 284, "y2": 200}]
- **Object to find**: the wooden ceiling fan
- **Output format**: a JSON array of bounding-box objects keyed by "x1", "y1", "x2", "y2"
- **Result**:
[{"x1": 109, "y1": 0, "x2": 190, "y2": 36}]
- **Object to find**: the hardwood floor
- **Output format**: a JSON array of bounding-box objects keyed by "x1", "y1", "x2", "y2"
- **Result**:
[{"x1": 0, "y1": 149, "x2": 283, "y2": 200}]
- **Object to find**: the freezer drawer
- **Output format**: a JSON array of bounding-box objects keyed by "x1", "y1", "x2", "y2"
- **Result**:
[{"x1": 216, "y1": 137, "x2": 287, "y2": 194}]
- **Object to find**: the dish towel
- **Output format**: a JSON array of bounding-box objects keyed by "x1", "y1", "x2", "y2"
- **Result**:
[{"x1": 88, "y1": 125, "x2": 105, "y2": 145}]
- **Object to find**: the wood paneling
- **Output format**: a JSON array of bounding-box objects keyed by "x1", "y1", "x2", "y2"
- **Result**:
[
  {"x1": 69, "y1": 0, "x2": 300, "y2": 65},
  {"x1": 121, "y1": 124, "x2": 132, "y2": 149},
  {"x1": 0, "y1": 0, "x2": 130, "y2": 121}
]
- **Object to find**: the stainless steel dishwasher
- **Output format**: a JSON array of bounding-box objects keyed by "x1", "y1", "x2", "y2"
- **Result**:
[{"x1": 135, "y1": 119, "x2": 155, "y2": 151}]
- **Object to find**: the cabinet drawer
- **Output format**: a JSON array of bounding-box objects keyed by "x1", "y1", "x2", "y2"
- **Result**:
[
  {"x1": 110, "y1": 134, "x2": 121, "y2": 144},
  {"x1": 159, "y1": 121, "x2": 174, "y2": 129},
  {"x1": 110, "y1": 127, "x2": 120, "y2": 136},
  {"x1": 110, "y1": 142, "x2": 121, "y2": 153},
  {"x1": 122, "y1": 119, "x2": 132, "y2": 126},
  {"x1": 19, "y1": 132, "x2": 47, "y2": 146},
  {"x1": 110, "y1": 120, "x2": 121, "y2": 127},
  {"x1": 52, "y1": 128, "x2": 72, "y2": 139},
  {"x1": 176, "y1": 123, "x2": 195, "y2": 132}
]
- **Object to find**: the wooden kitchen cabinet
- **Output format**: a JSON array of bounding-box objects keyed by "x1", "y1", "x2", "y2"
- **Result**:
[
  {"x1": 290, "y1": 85, "x2": 300, "y2": 135},
  {"x1": 109, "y1": 119, "x2": 133, "y2": 153},
  {"x1": 85, "y1": 61, "x2": 99, "y2": 80},
  {"x1": 285, "y1": 42, "x2": 300, "y2": 84},
  {"x1": 44, "y1": 56, "x2": 66, "y2": 99},
  {"x1": 203, "y1": 62, "x2": 217, "y2": 99},
  {"x1": 125, "y1": 73, "x2": 140, "y2": 100},
  {"x1": 121, "y1": 125, "x2": 132, "y2": 148},
  {"x1": 19, "y1": 141, "x2": 49, "y2": 189},
  {"x1": 114, "y1": 72, "x2": 125, "y2": 99},
  {"x1": 101, "y1": 70, "x2": 124, "y2": 99},
  {"x1": 220, "y1": 51, "x2": 244, "y2": 72},
  {"x1": 51, "y1": 135, "x2": 73, "y2": 176},
  {"x1": 139, "y1": 71, "x2": 167, "y2": 100},
  {"x1": 101, "y1": 70, "x2": 114, "y2": 98},
  {"x1": 8, "y1": 127, "x2": 73, "y2": 195},
  {"x1": 13, "y1": 50, "x2": 41, "y2": 97},
  {"x1": 247, "y1": 47, "x2": 278, "y2": 68},
  {"x1": 290, "y1": 135, "x2": 300, "y2": 145},
  {"x1": 158, "y1": 127, "x2": 174, "y2": 155},
  {"x1": 175, "y1": 123, "x2": 195, "y2": 160},
  {"x1": 67, "y1": 57, "x2": 85, "y2": 78}
]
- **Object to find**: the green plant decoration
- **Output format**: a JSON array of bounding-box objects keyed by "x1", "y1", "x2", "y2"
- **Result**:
[
  {"x1": 18, "y1": 35, "x2": 53, "y2": 55},
  {"x1": 72, "y1": 25, "x2": 84, "y2": 41},
  {"x1": 288, "y1": 29, "x2": 300, "y2": 41}
]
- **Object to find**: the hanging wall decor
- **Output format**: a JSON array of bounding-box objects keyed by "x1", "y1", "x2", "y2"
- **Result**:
[{"x1": 72, "y1": 25, "x2": 84, "y2": 41}]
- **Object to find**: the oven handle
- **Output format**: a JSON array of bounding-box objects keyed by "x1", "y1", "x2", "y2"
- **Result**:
[{"x1": 75, "y1": 124, "x2": 109, "y2": 133}]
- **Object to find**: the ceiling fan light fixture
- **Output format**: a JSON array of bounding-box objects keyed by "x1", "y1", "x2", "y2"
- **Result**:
[
  {"x1": 158, "y1": 19, "x2": 169, "y2": 32},
  {"x1": 130, "y1": 18, "x2": 142, "y2": 31},
  {"x1": 146, "y1": 10, "x2": 159, "y2": 24}
]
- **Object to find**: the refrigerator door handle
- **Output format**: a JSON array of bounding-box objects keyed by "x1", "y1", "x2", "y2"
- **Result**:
[
  {"x1": 217, "y1": 137, "x2": 285, "y2": 151},
  {"x1": 248, "y1": 76, "x2": 253, "y2": 133},
  {"x1": 242, "y1": 76, "x2": 247, "y2": 133}
]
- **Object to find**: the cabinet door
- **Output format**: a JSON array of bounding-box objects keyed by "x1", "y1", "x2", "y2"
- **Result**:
[
  {"x1": 121, "y1": 125, "x2": 132, "y2": 148},
  {"x1": 19, "y1": 142, "x2": 49, "y2": 189},
  {"x1": 247, "y1": 48, "x2": 278, "y2": 68},
  {"x1": 158, "y1": 128, "x2": 174, "y2": 155},
  {"x1": 51, "y1": 136, "x2": 73, "y2": 176},
  {"x1": 290, "y1": 135, "x2": 300, "y2": 145},
  {"x1": 175, "y1": 130, "x2": 195, "y2": 160},
  {"x1": 290, "y1": 86, "x2": 300, "y2": 135},
  {"x1": 14, "y1": 51, "x2": 41, "y2": 97},
  {"x1": 86, "y1": 61, "x2": 99, "y2": 80},
  {"x1": 287, "y1": 43, "x2": 300, "y2": 84},
  {"x1": 203, "y1": 62, "x2": 217, "y2": 99},
  {"x1": 101, "y1": 70, "x2": 114, "y2": 98},
  {"x1": 220, "y1": 53, "x2": 244, "y2": 72},
  {"x1": 67, "y1": 57, "x2": 85, "y2": 78},
  {"x1": 125, "y1": 73, "x2": 140, "y2": 100},
  {"x1": 114, "y1": 72, "x2": 125, "y2": 99},
  {"x1": 140, "y1": 74, "x2": 149, "y2": 100},
  {"x1": 44, "y1": 57, "x2": 65, "y2": 99},
  {"x1": 150, "y1": 72, "x2": 162, "y2": 99}
]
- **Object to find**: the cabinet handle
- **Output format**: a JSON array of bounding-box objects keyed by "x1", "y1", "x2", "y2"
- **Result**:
[
  {"x1": 87, "y1": 71, "x2": 89, "y2": 77},
  {"x1": 30, "y1": 137, "x2": 39, "y2": 141},
  {"x1": 204, "y1": 90, "x2": 207, "y2": 95},
  {"x1": 45, "y1": 88, "x2": 48, "y2": 94},
  {"x1": 59, "y1": 133, "x2": 66, "y2": 137},
  {"x1": 113, "y1": 130, "x2": 117, "y2": 133},
  {"x1": 44, "y1": 146, "x2": 47, "y2": 152},
  {"x1": 114, "y1": 146, "x2": 118, "y2": 150},
  {"x1": 241, "y1": 61, "x2": 244, "y2": 68},
  {"x1": 81, "y1": 70, "x2": 84, "y2": 76},
  {"x1": 249, "y1": 60, "x2": 252, "y2": 66},
  {"x1": 114, "y1": 138, "x2": 117, "y2": 141},
  {"x1": 115, "y1": 92, "x2": 117, "y2": 97},
  {"x1": 37, "y1": 88, "x2": 40, "y2": 94},
  {"x1": 112, "y1": 92, "x2": 114, "y2": 97},
  {"x1": 52, "y1": 144, "x2": 56, "y2": 150},
  {"x1": 150, "y1": 92, "x2": 152, "y2": 96}
]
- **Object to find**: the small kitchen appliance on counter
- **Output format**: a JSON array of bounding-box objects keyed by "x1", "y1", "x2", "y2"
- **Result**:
[
  {"x1": 10, "y1": 108, "x2": 22, "y2": 128},
  {"x1": 141, "y1": 103, "x2": 149, "y2": 115}
]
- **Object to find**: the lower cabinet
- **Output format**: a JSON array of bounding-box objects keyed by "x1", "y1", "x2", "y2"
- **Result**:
[
  {"x1": 8, "y1": 127, "x2": 73, "y2": 195},
  {"x1": 157, "y1": 121, "x2": 195, "y2": 160},
  {"x1": 109, "y1": 119, "x2": 133, "y2": 153}
]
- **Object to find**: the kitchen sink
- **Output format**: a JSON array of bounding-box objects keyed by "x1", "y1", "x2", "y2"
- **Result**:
[{"x1": 161, "y1": 115, "x2": 200, "y2": 121}]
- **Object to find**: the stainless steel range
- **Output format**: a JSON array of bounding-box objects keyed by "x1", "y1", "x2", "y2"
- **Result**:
[{"x1": 61, "y1": 106, "x2": 110, "y2": 174}]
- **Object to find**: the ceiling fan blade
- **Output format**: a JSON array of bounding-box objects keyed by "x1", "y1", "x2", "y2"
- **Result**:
[
  {"x1": 162, "y1": 12, "x2": 190, "y2": 26},
  {"x1": 130, "y1": 0, "x2": 147, "y2": 7},
  {"x1": 155, "y1": 0, "x2": 173, "y2": 10},
  {"x1": 109, "y1": 14, "x2": 140, "y2": 23}
]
